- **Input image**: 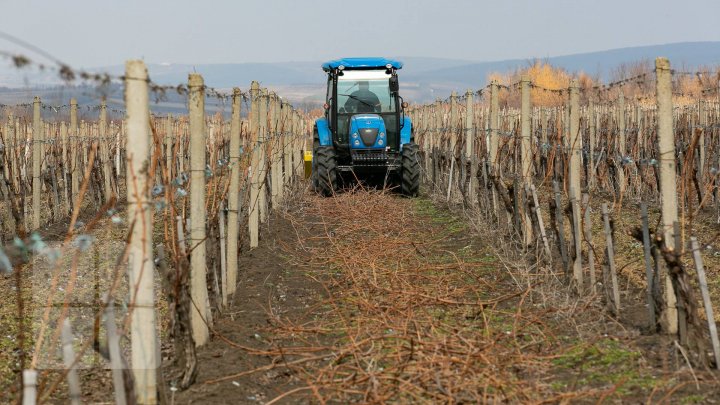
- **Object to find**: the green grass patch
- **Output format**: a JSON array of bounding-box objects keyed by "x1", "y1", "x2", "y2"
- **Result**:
[
  {"x1": 552, "y1": 338, "x2": 657, "y2": 395},
  {"x1": 413, "y1": 198, "x2": 468, "y2": 235}
]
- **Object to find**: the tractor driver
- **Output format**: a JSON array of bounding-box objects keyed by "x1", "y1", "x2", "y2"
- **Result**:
[{"x1": 344, "y1": 81, "x2": 381, "y2": 113}]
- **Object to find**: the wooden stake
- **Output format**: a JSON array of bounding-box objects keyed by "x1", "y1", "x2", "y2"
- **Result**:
[
  {"x1": 690, "y1": 237, "x2": 720, "y2": 369},
  {"x1": 641, "y1": 203, "x2": 657, "y2": 329},
  {"x1": 554, "y1": 181, "x2": 568, "y2": 273},
  {"x1": 530, "y1": 184, "x2": 551, "y2": 258},
  {"x1": 602, "y1": 203, "x2": 620, "y2": 316},
  {"x1": 582, "y1": 194, "x2": 596, "y2": 293}
]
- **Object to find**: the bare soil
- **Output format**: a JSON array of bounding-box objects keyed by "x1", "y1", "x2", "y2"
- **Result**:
[{"x1": 169, "y1": 189, "x2": 720, "y2": 404}]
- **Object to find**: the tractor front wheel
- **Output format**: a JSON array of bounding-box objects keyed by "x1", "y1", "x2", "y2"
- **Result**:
[
  {"x1": 401, "y1": 142, "x2": 420, "y2": 197},
  {"x1": 314, "y1": 146, "x2": 338, "y2": 197}
]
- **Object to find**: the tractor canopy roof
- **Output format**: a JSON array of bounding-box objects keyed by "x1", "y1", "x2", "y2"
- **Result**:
[{"x1": 322, "y1": 57, "x2": 403, "y2": 72}]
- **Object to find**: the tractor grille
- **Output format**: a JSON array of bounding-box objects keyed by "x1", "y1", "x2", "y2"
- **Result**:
[
  {"x1": 351, "y1": 149, "x2": 387, "y2": 166},
  {"x1": 359, "y1": 128, "x2": 379, "y2": 146}
]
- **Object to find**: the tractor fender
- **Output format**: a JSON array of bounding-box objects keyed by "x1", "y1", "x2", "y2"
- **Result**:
[
  {"x1": 314, "y1": 118, "x2": 332, "y2": 146},
  {"x1": 400, "y1": 116, "x2": 413, "y2": 149}
]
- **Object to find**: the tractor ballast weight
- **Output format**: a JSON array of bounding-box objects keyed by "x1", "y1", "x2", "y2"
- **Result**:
[{"x1": 312, "y1": 57, "x2": 420, "y2": 197}]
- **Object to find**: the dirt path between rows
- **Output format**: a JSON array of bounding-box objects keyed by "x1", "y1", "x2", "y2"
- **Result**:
[{"x1": 171, "y1": 190, "x2": 718, "y2": 404}]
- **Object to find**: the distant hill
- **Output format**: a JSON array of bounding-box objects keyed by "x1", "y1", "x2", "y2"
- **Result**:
[
  {"x1": 403, "y1": 42, "x2": 720, "y2": 101},
  {"x1": 1, "y1": 42, "x2": 719, "y2": 107}
]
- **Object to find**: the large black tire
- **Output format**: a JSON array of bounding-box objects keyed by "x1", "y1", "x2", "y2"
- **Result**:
[
  {"x1": 314, "y1": 146, "x2": 338, "y2": 197},
  {"x1": 401, "y1": 142, "x2": 420, "y2": 197}
]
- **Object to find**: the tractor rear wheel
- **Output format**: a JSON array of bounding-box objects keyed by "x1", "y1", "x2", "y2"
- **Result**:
[
  {"x1": 314, "y1": 146, "x2": 338, "y2": 197},
  {"x1": 401, "y1": 142, "x2": 420, "y2": 197}
]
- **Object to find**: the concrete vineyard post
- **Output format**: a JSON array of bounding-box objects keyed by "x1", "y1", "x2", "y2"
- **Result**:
[
  {"x1": 655, "y1": 57, "x2": 679, "y2": 335},
  {"x1": 448, "y1": 92, "x2": 457, "y2": 199},
  {"x1": 259, "y1": 89, "x2": 268, "y2": 223},
  {"x1": 269, "y1": 94, "x2": 281, "y2": 207},
  {"x1": 165, "y1": 115, "x2": 173, "y2": 181},
  {"x1": 698, "y1": 100, "x2": 706, "y2": 182},
  {"x1": 568, "y1": 80, "x2": 583, "y2": 290},
  {"x1": 450, "y1": 91, "x2": 458, "y2": 154},
  {"x1": 100, "y1": 98, "x2": 114, "y2": 202},
  {"x1": 8, "y1": 113, "x2": 17, "y2": 191},
  {"x1": 188, "y1": 73, "x2": 211, "y2": 346},
  {"x1": 32, "y1": 96, "x2": 42, "y2": 230},
  {"x1": 227, "y1": 88, "x2": 242, "y2": 296},
  {"x1": 637, "y1": 104, "x2": 646, "y2": 159},
  {"x1": 489, "y1": 81, "x2": 499, "y2": 214},
  {"x1": 61, "y1": 320, "x2": 81, "y2": 405},
  {"x1": 588, "y1": 100, "x2": 596, "y2": 190},
  {"x1": 283, "y1": 101, "x2": 292, "y2": 191},
  {"x1": 293, "y1": 111, "x2": 302, "y2": 179},
  {"x1": 22, "y1": 369, "x2": 37, "y2": 405},
  {"x1": 124, "y1": 60, "x2": 158, "y2": 404},
  {"x1": 520, "y1": 76, "x2": 532, "y2": 182},
  {"x1": 433, "y1": 99, "x2": 442, "y2": 190},
  {"x1": 61, "y1": 122, "x2": 70, "y2": 213},
  {"x1": 104, "y1": 295, "x2": 128, "y2": 405},
  {"x1": 617, "y1": 93, "x2": 626, "y2": 195},
  {"x1": 70, "y1": 98, "x2": 79, "y2": 207},
  {"x1": 520, "y1": 76, "x2": 533, "y2": 245},
  {"x1": 219, "y1": 202, "x2": 227, "y2": 308},
  {"x1": 540, "y1": 108, "x2": 547, "y2": 171},
  {"x1": 249, "y1": 82, "x2": 261, "y2": 248},
  {"x1": 423, "y1": 106, "x2": 430, "y2": 176},
  {"x1": 116, "y1": 121, "x2": 123, "y2": 195},
  {"x1": 465, "y1": 90, "x2": 476, "y2": 201}
]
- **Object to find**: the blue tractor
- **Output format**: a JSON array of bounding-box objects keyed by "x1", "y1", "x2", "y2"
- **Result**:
[{"x1": 312, "y1": 57, "x2": 420, "y2": 197}]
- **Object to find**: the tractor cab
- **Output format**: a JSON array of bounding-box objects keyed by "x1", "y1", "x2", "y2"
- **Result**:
[{"x1": 313, "y1": 58, "x2": 419, "y2": 197}]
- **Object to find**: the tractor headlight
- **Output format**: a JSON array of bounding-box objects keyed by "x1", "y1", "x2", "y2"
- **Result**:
[
  {"x1": 379, "y1": 132, "x2": 385, "y2": 138},
  {"x1": 354, "y1": 139, "x2": 360, "y2": 146},
  {"x1": 378, "y1": 139, "x2": 384, "y2": 146},
  {"x1": 352, "y1": 132, "x2": 358, "y2": 139}
]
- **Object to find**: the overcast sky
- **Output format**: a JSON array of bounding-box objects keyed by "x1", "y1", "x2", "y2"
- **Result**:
[{"x1": 0, "y1": 0, "x2": 718, "y2": 68}]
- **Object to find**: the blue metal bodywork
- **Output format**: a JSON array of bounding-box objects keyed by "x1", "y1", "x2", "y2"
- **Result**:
[
  {"x1": 322, "y1": 57, "x2": 403, "y2": 71},
  {"x1": 314, "y1": 115, "x2": 412, "y2": 149},
  {"x1": 314, "y1": 57, "x2": 412, "y2": 170},
  {"x1": 349, "y1": 115, "x2": 387, "y2": 149},
  {"x1": 400, "y1": 116, "x2": 412, "y2": 148},
  {"x1": 315, "y1": 118, "x2": 332, "y2": 146}
]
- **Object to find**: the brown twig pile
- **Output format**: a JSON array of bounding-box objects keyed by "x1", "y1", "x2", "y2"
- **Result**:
[{"x1": 213, "y1": 190, "x2": 638, "y2": 403}]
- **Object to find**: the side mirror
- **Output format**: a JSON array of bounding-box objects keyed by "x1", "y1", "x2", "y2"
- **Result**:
[{"x1": 389, "y1": 76, "x2": 399, "y2": 93}]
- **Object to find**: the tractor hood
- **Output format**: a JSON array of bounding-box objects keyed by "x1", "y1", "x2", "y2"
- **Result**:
[{"x1": 349, "y1": 114, "x2": 387, "y2": 149}]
